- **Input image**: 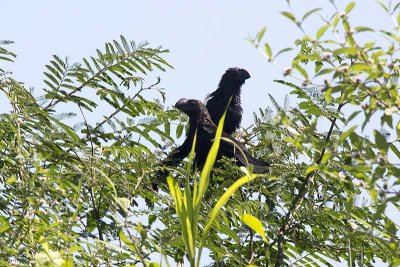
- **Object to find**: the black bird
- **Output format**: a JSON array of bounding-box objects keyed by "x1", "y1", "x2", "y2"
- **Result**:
[
  {"x1": 164, "y1": 98, "x2": 268, "y2": 170},
  {"x1": 153, "y1": 98, "x2": 273, "y2": 210},
  {"x1": 206, "y1": 67, "x2": 250, "y2": 135}
]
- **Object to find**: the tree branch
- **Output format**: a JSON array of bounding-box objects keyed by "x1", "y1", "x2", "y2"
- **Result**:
[{"x1": 274, "y1": 102, "x2": 345, "y2": 267}]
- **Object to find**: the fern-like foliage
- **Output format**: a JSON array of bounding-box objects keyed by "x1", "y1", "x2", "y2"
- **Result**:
[
  {"x1": 43, "y1": 35, "x2": 171, "y2": 111},
  {"x1": 0, "y1": 36, "x2": 179, "y2": 265},
  {"x1": 0, "y1": 40, "x2": 16, "y2": 75},
  {"x1": 40, "y1": 35, "x2": 174, "y2": 151}
]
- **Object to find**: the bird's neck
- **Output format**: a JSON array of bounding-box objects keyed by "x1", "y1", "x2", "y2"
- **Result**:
[
  {"x1": 230, "y1": 91, "x2": 241, "y2": 107},
  {"x1": 214, "y1": 80, "x2": 243, "y2": 101},
  {"x1": 189, "y1": 114, "x2": 213, "y2": 127}
]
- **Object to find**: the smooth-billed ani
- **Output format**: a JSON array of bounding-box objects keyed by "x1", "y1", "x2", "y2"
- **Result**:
[
  {"x1": 206, "y1": 67, "x2": 250, "y2": 135},
  {"x1": 164, "y1": 98, "x2": 268, "y2": 170}
]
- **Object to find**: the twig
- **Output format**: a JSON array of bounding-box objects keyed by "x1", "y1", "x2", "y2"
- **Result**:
[
  {"x1": 90, "y1": 77, "x2": 161, "y2": 135},
  {"x1": 274, "y1": 102, "x2": 345, "y2": 267},
  {"x1": 78, "y1": 104, "x2": 104, "y2": 240}
]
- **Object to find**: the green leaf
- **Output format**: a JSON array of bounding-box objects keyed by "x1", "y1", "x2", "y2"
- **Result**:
[
  {"x1": 119, "y1": 230, "x2": 137, "y2": 252},
  {"x1": 398, "y1": 13, "x2": 400, "y2": 27},
  {"x1": 333, "y1": 47, "x2": 359, "y2": 56},
  {"x1": 314, "y1": 68, "x2": 334, "y2": 77},
  {"x1": 0, "y1": 218, "x2": 10, "y2": 233},
  {"x1": 376, "y1": 0, "x2": 389, "y2": 13},
  {"x1": 393, "y1": 2, "x2": 400, "y2": 13},
  {"x1": 269, "y1": 94, "x2": 281, "y2": 111},
  {"x1": 201, "y1": 173, "x2": 258, "y2": 236},
  {"x1": 257, "y1": 27, "x2": 266, "y2": 44},
  {"x1": 281, "y1": 11, "x2": 297, "y2": 24},
  {"x1": 292, "y1": 63, "x2": 308, "y2": 79},
  {"x1": 390, "y1": 144, "x2": 400, "y2": 159},
  {"x1": 339, "y1": 125, "x2": 358, "y2": 142},
  {"x1": 351, "y1": 63, "x2": 371, "y2": 71},
  {"x1": 354, "y1": 26, "x2": 375, "y2": 33},
  {"x1": 114, "y1": 197, "x2": 130, "y2": 214},
  {"x1": 167, "y1": 175, "x2": 195, "y2": 260},
  {"x1": 348, "y1": 111, "x2": 361, "y2": 122},
  {"x1": 120, "y1": 35, "x2": 131, "y2": 53},
  {"x1": 333, "y1": 13, "x2": 340, "y2": 28},
  {"x1": 6, "y1": 176, "x2": 16, "y2": 184},
  {"x1": 397, "y1": 121, "x2": 400, "y2": 138},
  {"x1": 47, "y1": 116, "x2": 82, "y2": 144},
  {"x1": 324, "y1": 87, "x2": 332, "y2": 103},
  {"x1": 302, "y1": 8, "x2": 322, "y2": 22},
  {"x1": 274, "y1": 47, "x2": 293, "y2": 60},
  {"x1": 316, "y1": 23, "x2": 330, "y2": 39},
  {"x1": 242, "y1": 213, "x2": 268, "y2": 243},
  {"x1": 374, "y1": 130, "x2": 389, "y2": 152},
  {"x1": 176, "y1": 123, "x2": 184, "y2": 138},
  {"x1": 0, "y1": 56, "x2": 14, "y2": 62},
  {"x1": 199, "y1": 172, "x2": 258, "y2": 262},
  {"x1": 345, "y1": 2, "x2": 356, "y2": 14},
  {"x1": 380, "y1": 30, "x2": 398, "y2": 40},
  {"x1": 315, "y1": 61, "x2": 323, "y2": 73},
  {"x1": 83, "y1": 58, "x2": 94, "y2": 75},
  {"x1": 35, "y1": 250, "x2": 65, "y2": 266},
  {"x1": 264, "y1": 43, "x2": 272, "y2": 60}
]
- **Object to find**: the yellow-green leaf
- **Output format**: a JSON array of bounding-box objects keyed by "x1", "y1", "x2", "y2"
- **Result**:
[
  {"x1": 281, "y1": 11, "x2": 297, "y2": 24},
  {"x1": 376, "y1": 0, "x2": 389, "y2": 13},
  {"x1": 339, "y1": 125, "x2": 358, "y2": 142},
  {"x1": 264, "y1": 43, "x2": 272, "y2": 60},
  {"x1": 369, "y1": 189, "x2": 377, "y2": 202},
  {"x1": 114, "y1": 197, "x2": 130, "y2": 214},
  {"x1": 199, "y1": 173, "x2": 258, "y2": 253},
  {"x1": 119, "y1": 230, "x2": 137, "y2": 252},
  {"x1": 242, "y1": 213, "x2": 268, "y2": 243},
  {"x1": 292, "y1": 63, "x2": 308, "y2": 79},
  {"x1": 6, "y1": 176, "x2": 16, "y2": 184},
  {"x1": 39, "y1": 236, "x2": 49, "y2": 253},
  {"x1": 345, "y1": 2, "x2": 355, "y2": 14},
  {"x1": 302, "y1": 8, "x2": 322, "y2": 22},
  {"x1": 396, "y1": 121, "x2": 400, "y2": 138},
  {"x1": 390, "y1": 144, "x2": 400, "y2": 159},
  {"x1": 354, "y1": 26, "x2": 374, "y2": 33},
  {"x1": 274, "y1": 47, "x2": 293, "y2": 60},
  {"x1": 398, "y1": 13, "x2": 400, "y2": 27},
  {"x1": 257, "y1": 27, "x2": 266, "y2": 43},
  {"x1": 35, "y1": 250, "x2": 65, "y2": 267},
  {"x1": 316, "y1": 23, "x2": 330, "y2": 40}
]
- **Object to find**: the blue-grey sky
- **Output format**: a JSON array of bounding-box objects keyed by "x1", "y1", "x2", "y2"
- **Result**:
[
  {"x1": 1, "y1": 0, "x2": 391, "y2": 128},
  {"x1": 0, "y1": 1, "x2": 396, "y2": 266}
]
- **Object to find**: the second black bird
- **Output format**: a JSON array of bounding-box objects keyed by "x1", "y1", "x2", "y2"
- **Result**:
[{"x1": 165, "y1": 98, "x2": 268, "y2": 170}]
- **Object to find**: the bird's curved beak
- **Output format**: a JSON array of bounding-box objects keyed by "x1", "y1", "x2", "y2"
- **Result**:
[{"x1": 175, "y1": 98, "x2": 188, "y2": 110}]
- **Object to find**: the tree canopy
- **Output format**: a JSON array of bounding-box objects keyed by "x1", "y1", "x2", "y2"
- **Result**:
[{"x1": 0, "y1": 1, "x2": 399, "y2": 266}]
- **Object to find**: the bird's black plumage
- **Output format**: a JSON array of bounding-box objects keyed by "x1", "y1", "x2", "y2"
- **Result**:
[
  {"x1": 206, "y1": 67, "x2": 250, "y2": 135},
  {"x1": 166, "y1": 98, "x2": 268, "y2": 170},
  {"x1": 152, "y1": 98, "x2": 268, "y2": 191}
]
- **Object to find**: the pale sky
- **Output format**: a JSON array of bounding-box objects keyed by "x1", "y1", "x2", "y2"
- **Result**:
[{"x1": 1, "y1": 0, "x2": 391, "y2": 128}]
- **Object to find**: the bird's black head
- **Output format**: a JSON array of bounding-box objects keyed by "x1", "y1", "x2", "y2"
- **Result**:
[
  {"x1": 175, "y1": 98, "x2": 211, "y2": 122},
  {"x1": 221, "y1": 67, "x2": 251, "y2": 82},
  {"x1": 216, "y1": 68, "x2": 251, "y2": 94},
  {"x1": 175, "y1": 98, "x2": 204, "y2": 115}
]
